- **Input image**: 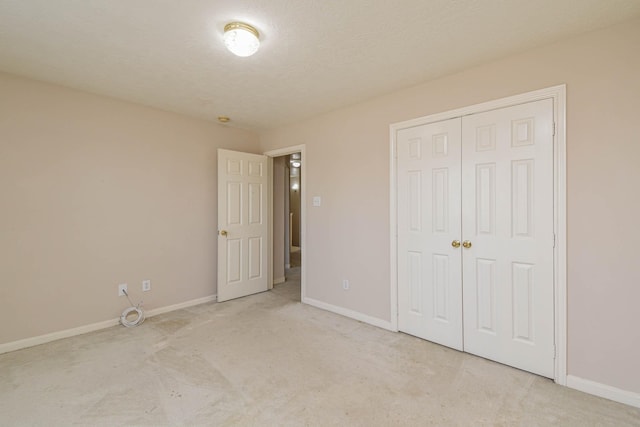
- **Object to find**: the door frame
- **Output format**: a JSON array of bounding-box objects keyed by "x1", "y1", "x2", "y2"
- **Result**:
[
  {"x1": 264, "y1": 144, "x2": 307, "y2": 302},
  {"x1": 389, "y1": 85, "x2": 567, "y2": 385}
]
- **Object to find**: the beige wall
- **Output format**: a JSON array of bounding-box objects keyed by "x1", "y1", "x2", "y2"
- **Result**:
[
  {"x1": 0, "y1": 72, "x2": 260, "y2": 344},
  {"x1": 260, "y1": 19, "x2": 640, "y2": 394}
]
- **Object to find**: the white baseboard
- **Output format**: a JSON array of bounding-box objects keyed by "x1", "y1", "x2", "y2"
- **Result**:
[
  {"x1": 145, "y1": 294, "x2": 217, "y2": 318},
  {"x1": 0, "y1": 294, "x2": 217, "y2": 355},
  {"x1": 273, "y1": 276, "x2": 286, "y2": 285},
  {"x1": 302, "y1": 296, "x2": 394, "y2": 331},
  {"x1": 0, "y1": 318, "x2": 121, "y2": 356},
  {"x1": 567, "y1": 375, "x2": 640, "y2": 408}
]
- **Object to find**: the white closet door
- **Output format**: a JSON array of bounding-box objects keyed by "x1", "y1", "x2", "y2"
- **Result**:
[
  {"x1": 397, "y1": 118, "x2": 463, "y2": 350},
  {"x1": 461, "y1": 99, "x2": 555, "y2": 377}
]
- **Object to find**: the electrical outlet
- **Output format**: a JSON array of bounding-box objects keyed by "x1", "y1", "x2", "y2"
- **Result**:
[
  {"x1": 142, "y1": 279, "x2": 151, "y2": 292},
  {"x1": 342, "y1": 279, "x2": 350, "y2": 290},
  {"x1": 118, "y1": 283, "x2": 128, "y2": 297}
]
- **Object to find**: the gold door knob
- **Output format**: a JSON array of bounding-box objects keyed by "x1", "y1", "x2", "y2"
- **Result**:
[
  {"x1": 462, "y1": 240, "x2": 472, "y2": 249},
  {"x1": 219, "y1": 230, "x2": 228, "y2": 236},
  {"x1": 451, "y1": 240, "x2": 461, "y2": 248}
]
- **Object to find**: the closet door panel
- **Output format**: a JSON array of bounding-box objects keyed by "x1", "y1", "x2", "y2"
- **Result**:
[
  {"x1": 397, "y1": 118, "x2": 463, "y2": 350},
  {"x1": 461, "y1": 99, "x2": 555, "y2": 378}
]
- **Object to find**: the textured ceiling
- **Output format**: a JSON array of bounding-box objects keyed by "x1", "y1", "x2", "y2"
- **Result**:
[{"x1": 1, "y1": 1, "x2": 639, "y2": 130}]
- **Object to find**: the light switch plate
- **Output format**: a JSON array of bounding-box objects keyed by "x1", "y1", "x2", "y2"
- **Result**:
[{"x1": 313, "y1": 196, "x2": 321, "y2": 207}]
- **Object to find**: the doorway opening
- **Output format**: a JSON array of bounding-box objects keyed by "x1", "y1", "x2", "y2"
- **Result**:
[
  {"x1": 288, "y1": 153, "x2": 302, "y2": 271},
  {"x1": 265, "y1": 145, "x2": 306, "y2": 303}
]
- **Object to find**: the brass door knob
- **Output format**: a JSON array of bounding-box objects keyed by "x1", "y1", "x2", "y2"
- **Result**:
[
  {"x1": 451, "y1": 240, "x2": 461, "y2": 248},
  {"x1": 462, "y1": 240, "x2": 472, "y2": 249},
  {"x1": 219, "y1": 230, "x2": 228, "y2": 236}
]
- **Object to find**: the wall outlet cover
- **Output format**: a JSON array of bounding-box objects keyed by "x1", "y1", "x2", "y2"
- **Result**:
[{"x1": 118, "y1": 283, "x2": 128, "y2": 297}]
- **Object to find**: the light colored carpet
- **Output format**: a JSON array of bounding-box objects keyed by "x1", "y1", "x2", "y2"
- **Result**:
[
  {"x1": 289, "y1": 247, "x2": 300, "y2": 268},
  {"x1": 1, "y1": 267, "x2": 639, "y2": 426}
]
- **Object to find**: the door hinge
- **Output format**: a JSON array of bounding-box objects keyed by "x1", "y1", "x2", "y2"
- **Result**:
[
  {"x1": 553, "y1": 122, "x2": 556, "y2": 136},
  {"x1": 553, "y1": 345, "x2": 557, "y2": 359},
  {"x1": 553, "y1": 233, "x2": 556, "y2": 248}
]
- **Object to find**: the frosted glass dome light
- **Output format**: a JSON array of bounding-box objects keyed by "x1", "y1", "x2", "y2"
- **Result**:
[{"x1": 223, "y1": 22, "x2": 260, "y2": 57}]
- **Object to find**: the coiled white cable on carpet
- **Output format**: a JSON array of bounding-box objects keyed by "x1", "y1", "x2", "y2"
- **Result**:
[{"x1": 120, "y1": 289, "x2": 145, "y2": 327}]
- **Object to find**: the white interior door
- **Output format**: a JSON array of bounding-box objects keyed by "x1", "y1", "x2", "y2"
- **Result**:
[
  {"x1": 397, "y1": 118, "x2": 463, "y2": 350},
  {"x1": 461, "y1": 99, "x2": 555, "y2": 377},
  {"x1": 217, "y1": 149, "x2": 269, "y2": 302}
]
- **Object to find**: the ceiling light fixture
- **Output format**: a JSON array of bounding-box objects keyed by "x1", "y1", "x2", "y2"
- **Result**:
[{"x1": 223, "y1": 22, "x2": 260, "y2": 57}]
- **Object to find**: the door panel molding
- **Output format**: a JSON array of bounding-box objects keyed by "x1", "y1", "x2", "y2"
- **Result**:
[{"x1": 390, "y1": 85, "x2": 567, "y2": 384}]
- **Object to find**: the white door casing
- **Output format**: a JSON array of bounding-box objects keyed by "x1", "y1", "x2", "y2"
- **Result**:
[
  {"x1": 395, "y1": 96, "x2": 557, "y2": 379},
  {"x1": 397, "y1": 118, "x2": 463, "y2": 350},
  {"x1": 461, "y1": 99, "x2": 555, "y2": 377},
  {"x1": 217, "y1": 149, "x2": 269, "y2": 302}
]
